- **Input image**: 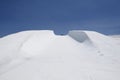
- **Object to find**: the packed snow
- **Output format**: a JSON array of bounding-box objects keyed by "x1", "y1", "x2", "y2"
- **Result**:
[{"x1": 0, "y1": 30, "x2": 120, "y2": 80}]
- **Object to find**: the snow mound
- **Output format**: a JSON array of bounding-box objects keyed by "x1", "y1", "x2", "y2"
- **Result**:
[
  {"x1": 0, "y1": 30, "x2": 55, "y2": 74},
  {"x1": 20, "y1": 30, "x2": 56, "y2": 57},
  {"x1": 0, "y1": 30, "x2": 120, "y2": 80}
]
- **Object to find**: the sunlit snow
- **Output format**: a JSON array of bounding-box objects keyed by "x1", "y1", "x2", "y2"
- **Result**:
[{"x1": 0, "y1": 30, "x2": 120, "y2": 80}]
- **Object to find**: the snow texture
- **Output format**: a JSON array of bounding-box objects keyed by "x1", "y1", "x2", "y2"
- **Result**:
[{"x1": 0, "y1": 30, "x2": 120, "y2": 80}]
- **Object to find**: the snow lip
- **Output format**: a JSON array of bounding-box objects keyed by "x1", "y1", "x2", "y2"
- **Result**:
[
  {"x1": 0, "y1": 30, "x2": 99, "y2": 38},
  {"x1": 0, "y1": 30, "x2": 55, "y2": 38}
]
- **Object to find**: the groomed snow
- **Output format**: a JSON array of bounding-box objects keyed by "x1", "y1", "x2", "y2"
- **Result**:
[{"x1": 0, "y1": 30, "x2": 120, "y2": 80}]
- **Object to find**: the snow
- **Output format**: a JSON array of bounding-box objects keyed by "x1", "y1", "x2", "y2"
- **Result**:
[
  {"x1": 110, "y1": 35, "x2": 120, "y2": 41},
  {"x1": 0, "y1": 30, "x2": 120, "y2": 80}
]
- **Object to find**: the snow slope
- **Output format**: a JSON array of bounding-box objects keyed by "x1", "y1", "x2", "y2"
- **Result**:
[
  {"x1": 0, "y1": 30, "x2": 120, "y2": 80},
  {"x1": 110, "y1": 35, "x2": 120, "y2": 42}
]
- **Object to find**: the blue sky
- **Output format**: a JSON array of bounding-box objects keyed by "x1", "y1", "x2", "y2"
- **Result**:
[{"x1": 0, "y1": 0, "x2": 120, "y2": 37}]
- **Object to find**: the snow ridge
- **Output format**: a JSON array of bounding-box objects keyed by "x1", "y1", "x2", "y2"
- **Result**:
[{"x1": 0, "y1": 30, "x2": 120, "y2": 80}]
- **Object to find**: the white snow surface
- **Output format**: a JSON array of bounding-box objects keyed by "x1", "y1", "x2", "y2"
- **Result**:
[
  {"x1": 110, "y1": 35, "x2": 120, "y2": 41},
  {"x1": 0, "y1": 30, "x2": 120, "y2": 80}
]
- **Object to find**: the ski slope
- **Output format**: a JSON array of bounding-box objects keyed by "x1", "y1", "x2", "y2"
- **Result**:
[{"x1": 0, "y1": 30, "x2": 120, "y2": 80}]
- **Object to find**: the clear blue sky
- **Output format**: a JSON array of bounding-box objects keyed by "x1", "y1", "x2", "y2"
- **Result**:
[{"x1": 0, "y1": 0, "x2": 120, "y2": 37}]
